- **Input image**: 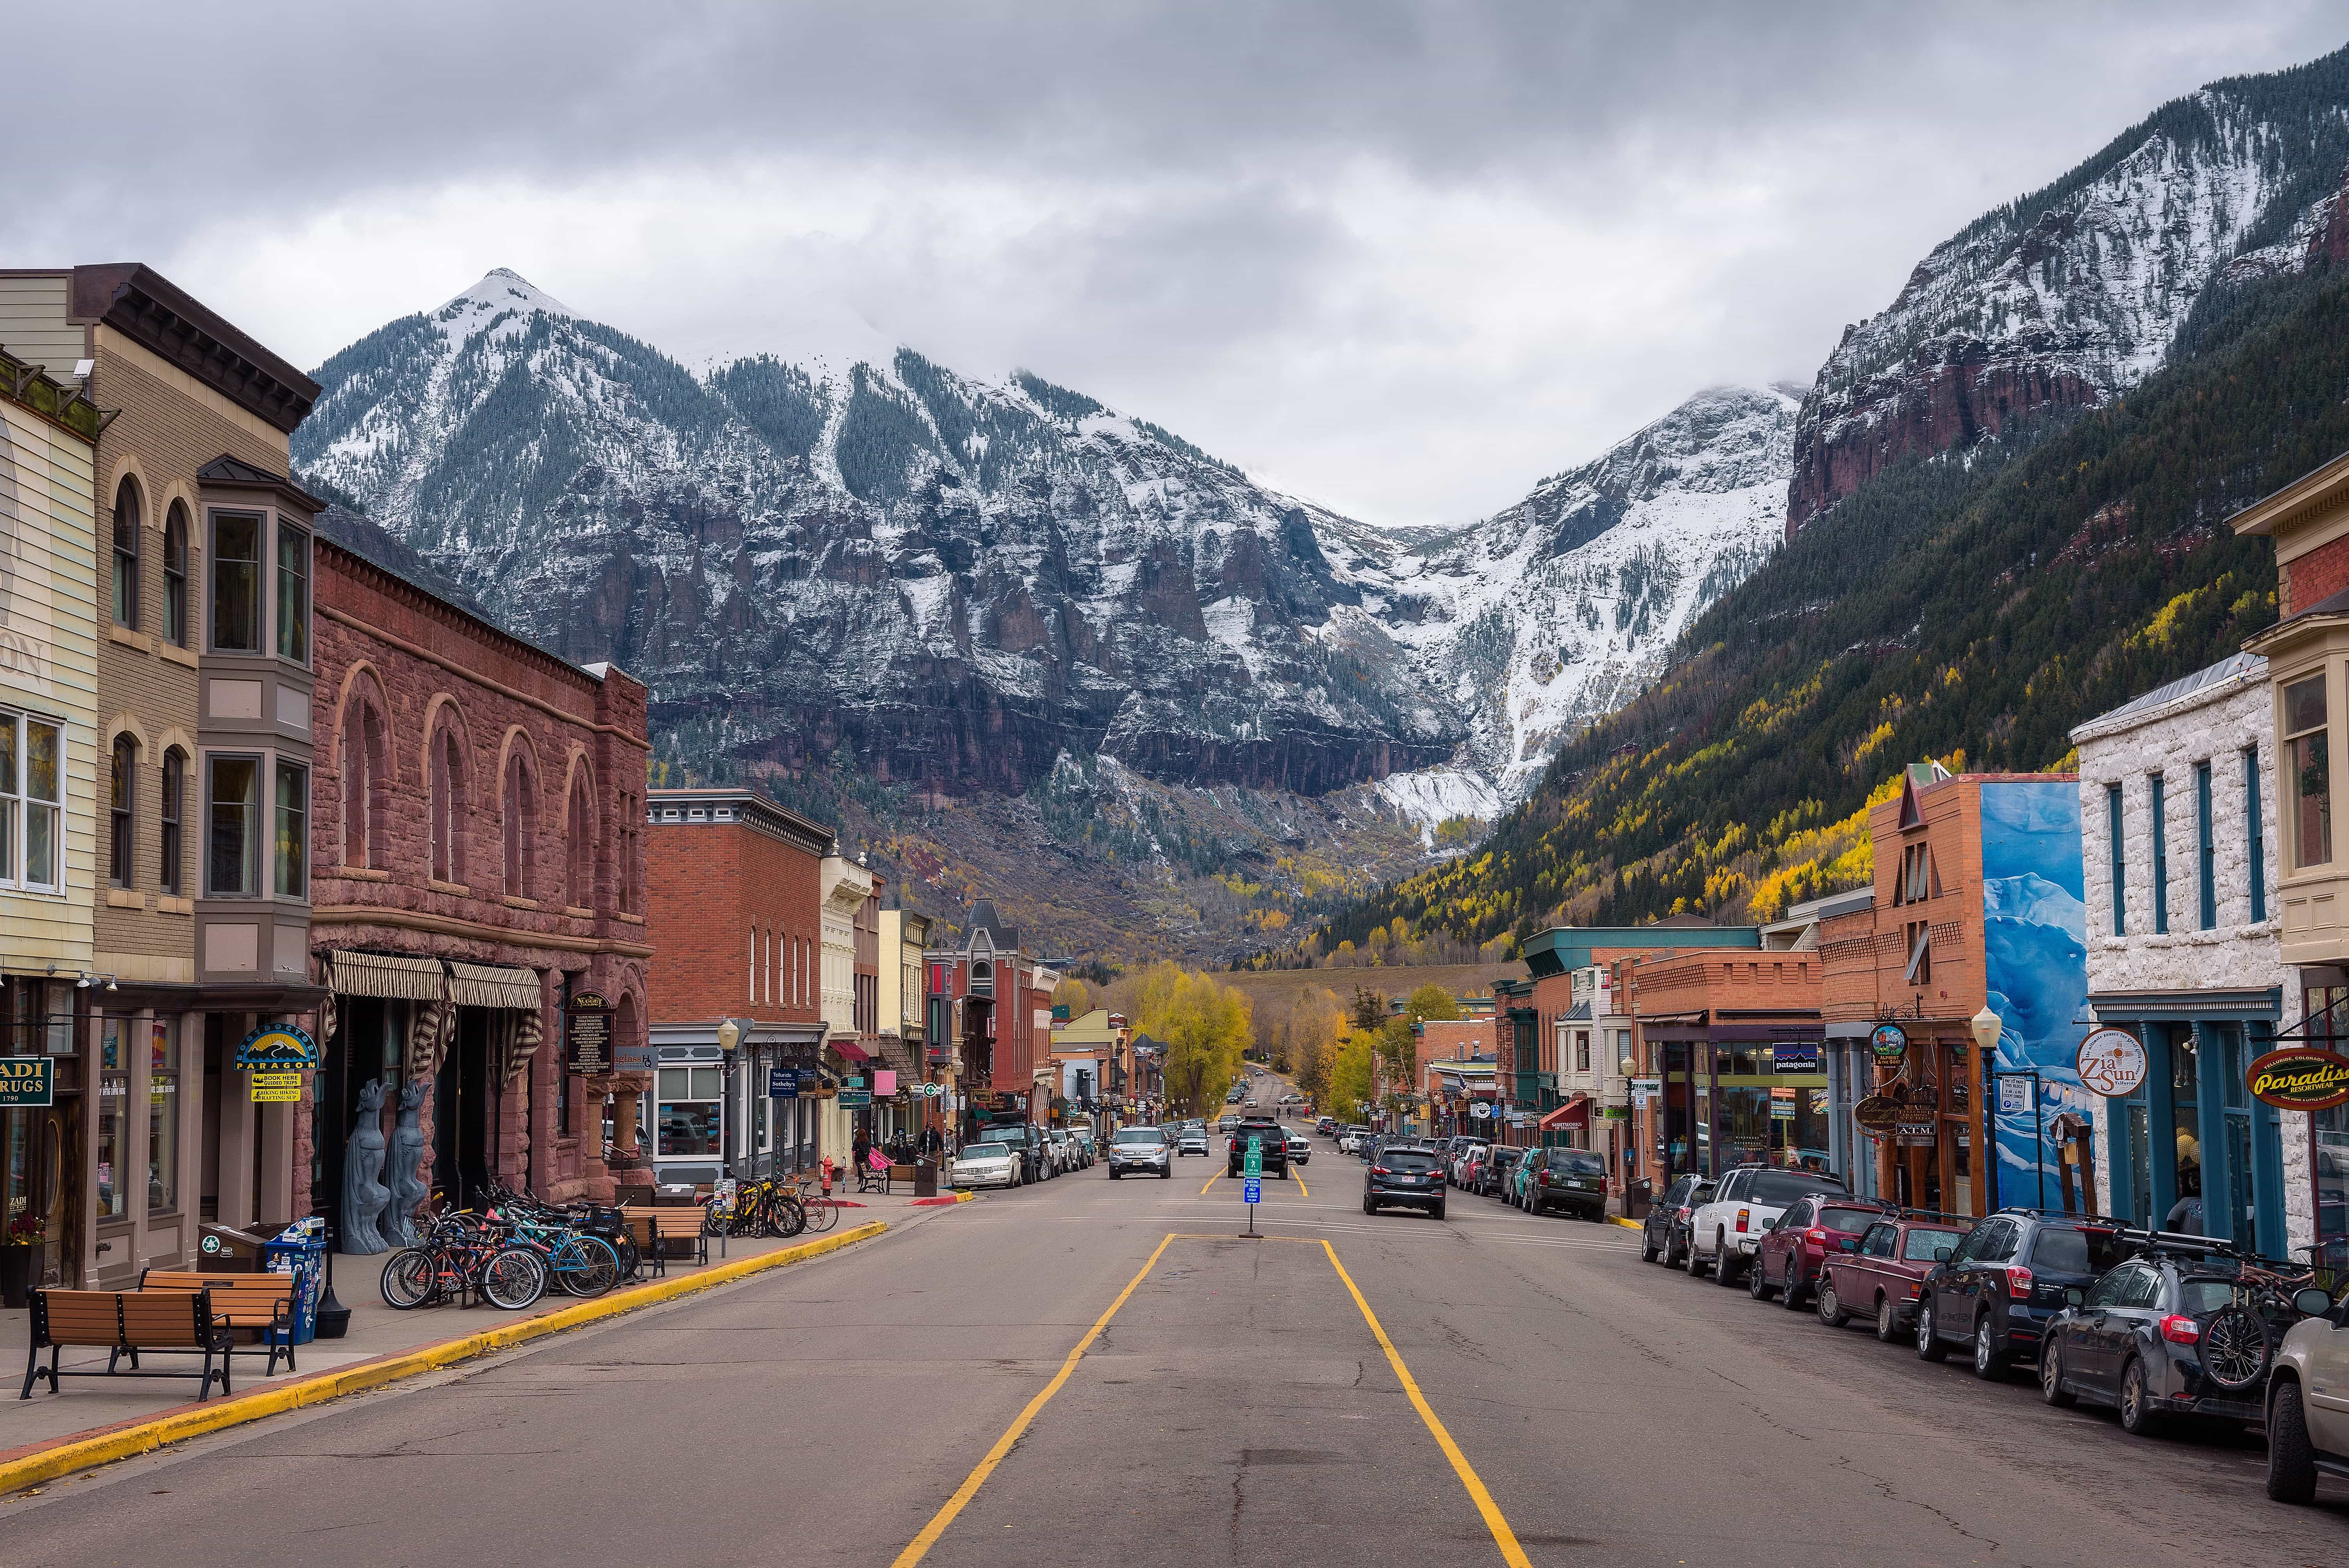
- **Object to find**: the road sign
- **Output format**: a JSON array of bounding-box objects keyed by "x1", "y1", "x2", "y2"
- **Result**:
[
  {"x1": 838, "y1": 1089, "x2": 872, "y2": 1107},
  {"x1": 1243, "y1": 1176, "x2": 1262, "y2": 1203},
  {"x1": 1244, "y1": 1135, "x2": 1263, "y2": 1178}
]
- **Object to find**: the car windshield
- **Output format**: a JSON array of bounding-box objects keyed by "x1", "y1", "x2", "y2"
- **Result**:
[
  {"x1": 1750, "y1": 1171, "x2": 1846, "y2": 1206},
  {"x1": 1819, "y1": 1206, "x2": 1882, "y2": 1233},
  {"x1": 1902, "y1": 1227, "x2": 1962, "y2": 1262},
  {"x1": 2178, "y1": 1277, "x2": 2249, "y2": 1315},
  {"x1": 1381, "y1": 1151, "x2": 1440, "y2": 1171},
  {"x1": 1114, "y1": 1129, "x2": 1165, "y2": 1145},
  {"x1": 2028, "y1": 1225, "x2": 2133, "y2": 1276},
  {"x1": 961, "y1": 1144, "x2": 1010, "y2": 1159},
  {"x1": 1552, "y1": 1151, "x2": 1606, "y2": 1174}
]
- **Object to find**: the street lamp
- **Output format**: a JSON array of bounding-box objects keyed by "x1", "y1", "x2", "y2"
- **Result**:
[
  {"x1": 716, "y1": 1019, "x2": 741, "y2": 1175},
  {"x1": 1968, "y1": 1007, "x2": 2001, "y2": 1056}
]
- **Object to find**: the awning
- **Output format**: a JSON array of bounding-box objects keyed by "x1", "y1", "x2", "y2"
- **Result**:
[
  {"x1": 831, "y1": 1039, "x2": 872, "y2": 1063},
  {"x1": 1537, "y1": 1095, "x2": 1591, "y2": 1131},
  {"x1": 447, "y1": 961, "x2": 543, "y2": 1010},
  {"x1": 328, "y1": 950, "x2": 445, "y2": 1002}
]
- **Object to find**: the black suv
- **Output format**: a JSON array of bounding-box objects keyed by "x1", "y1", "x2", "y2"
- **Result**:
[
  {"x1": 1521, "y1": 1147, "x2": 1611, "y2": 1220},
  {"x1": 1226, "y1": 1117, "x2": 1290, "y2": 1177},
  {"x1": 1916, "y1": 1210, "x2": 2134, "y2": 1379},
  {"x1": 1641, "y1": 1174, "x2": 1710, "y2": 1266},
  {"x1": 1365, "y1": 1143, "x2": 1446, "y2": 1218}
]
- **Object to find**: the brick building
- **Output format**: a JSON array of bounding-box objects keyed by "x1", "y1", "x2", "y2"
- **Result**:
[
  {"x1": 304, "y1": 515, "x2": 651, "y2": 1236},
  {"x1": 926, "y1": 903, "x2": 1057, "y2": 1141},
  {"x1": 645, "y1": 786, "x2": 830, "y2": 1184}
]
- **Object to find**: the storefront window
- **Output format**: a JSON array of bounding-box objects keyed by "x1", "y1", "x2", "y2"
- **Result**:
[
  {"x1": 2285, "y1": 673, "x2": 2331, "y2": 868},
  {"x1": 2170, "y1": 1029, "x2": 2203, "y2": 1224},
  {"x1": 98, "y1": 1018, "x2": 128, "y2": 1221},
  {"x1": 149, "y1": 1017, "x2": 179, "y2": 1213},
  {"x1": 656, "y1": 1066, "x2": 722, "y2": 1157},
  {"x1": 2312, "y1": 987, "x2": 2349, "y2": 1242}
]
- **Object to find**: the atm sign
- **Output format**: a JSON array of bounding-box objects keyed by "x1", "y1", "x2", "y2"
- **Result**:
[{"x1": 0, "y1": 1057, "x2": 55, "y2": 1107}]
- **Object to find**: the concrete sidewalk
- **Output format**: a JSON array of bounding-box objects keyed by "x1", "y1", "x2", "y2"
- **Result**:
[{"x1": 0, "y1": 1187, "x2": 966, "y2": 1463}]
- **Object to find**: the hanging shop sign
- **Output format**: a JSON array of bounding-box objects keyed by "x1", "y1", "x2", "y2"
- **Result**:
[
  {"x1": 0, "y1": 1056, "x2": 53, "y2": 1108},
  {"x1": 1868, "y1": 1023, "x2": 1909, "y2": 1064},
  {"x1": 1851, "y1": 1095, "x2": 1902, "y2": 1133},
  {"x1": 2075, "y1": 1028, "x2": 2148, "y2": 1098},
  {"x1": 564, "y1": 992, "x2": 613, "y2": 1075},
  {"x1": 1470, "y1": 1101, "x2": 1492, "y2": 1119},
  {"x1": 768, "y1": 1068, "x2": 800, "y2": 1099},
  {"x1": 1895, "y1": 1119, "x2": 1937, "y2": 1147},
  {"x1": 2247, "y1": 1046, "x2": 2349, "y2": 1112},
  {"x1": 1771, "y1": 1042, "x2": 1821, "y2": 1074},
  {"x1": 250, "y1": 1071, "x2": 304, "y2": 1103},
  {"x1": 235, "y1": 1024, "x2": 317, "y2": 1070}
]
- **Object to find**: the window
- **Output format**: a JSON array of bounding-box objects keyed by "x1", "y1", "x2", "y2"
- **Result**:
[
  {"x1": 210, "y1": 512, "x2": 262, "y2": 652},
  {"x1": 503, "y1": 752, "x2": 536, "y2": 898},
  {"x1": 108, "y1": 734, "x2": 136, "y2": 888},
  {"x1": 2106, "y1": 782, "x2": 2125, "y2": 935},
  {"x1": 430, "y1": 725, "x2": 466, "y2": 884},
  {"x1": 340, "y1": 703, "x2": 382, "y2": 869},
  {"x1": 275, "y1": 524, "x2": 310, "y2": 663},
  {"x1": 655, "y1": 1065, "x2": 723, "y2": 1156},
  {"x1": 97, "y1": 1018, "x2": 128, "y2": 1221},
  {"x1": 566, "y1": 772, "x2": 593, "y2": 907},
  {"x1": 0, "y1": 712, "x2": 62, "y2": 892},
  {"x1": 2285, "y1": 673, "x2": 2331, "y2": 869},
  {"x1": 1903, "y1": 919, "x2": 1931, "y2": 984},
  {"x1": 1575, "y1": 1031, "x2": 1590, "y2": 1072},
  {"x1": 274, "y1": 759, "x2": 308, "y2": 898},
  {"x1": 162, "y1": 501, "x2": 189, "y2": 647},
  {"x1": 1902, "y1": 1227, "x2": 1960, "y2": 1263},
  {"x1": 2245, "y1": 746, "x2": 2267, "y2": 923},
  {"x1": 148, "y1": 1017, "x2": 179, "y2": 1213},
  {"x1": 2195, "y1": 760, "x2": 2215, "y2": 930},
  {"x1": 159, "y1": 748, "x2": 185, "y2": 896},
  {"x1": 206, "y1": 755, "x2": 261, "y2": 896},
  {"x1": 2149, "y1": 773, "x2": 2169, "y2": 934},
  {"x1": 112, "y1": 477, "x2": 141, "y2": 629}
]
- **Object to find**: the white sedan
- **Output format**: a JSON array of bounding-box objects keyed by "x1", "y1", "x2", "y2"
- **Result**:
[{"x1": 949, "y1": 1141, "x2": 1020, "y2": 1189}]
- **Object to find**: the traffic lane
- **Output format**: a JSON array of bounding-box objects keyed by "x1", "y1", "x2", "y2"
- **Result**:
[
  {"x1": 930, "y1": 1234, "x2": 1508, "y2": 1568},
  {"x1": 1334, "y1": 1194, "x2": 2349, "y2": 1566},
  {"x1": 0, "y1": 1184, "x2": 1178, "y2": 1568}
]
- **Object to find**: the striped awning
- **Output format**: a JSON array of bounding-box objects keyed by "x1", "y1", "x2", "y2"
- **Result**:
[
  {"x1": 448, "y1": 961, "x2": 543, "y2": 1011},
  {"x1": 327, "y1": 950, "x2": 446, "y2": 1002}
]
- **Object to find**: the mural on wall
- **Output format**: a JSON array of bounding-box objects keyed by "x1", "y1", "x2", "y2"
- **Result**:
[{"x1": 1980, "y1": 780, "x2": 2092, "y2": 1208}]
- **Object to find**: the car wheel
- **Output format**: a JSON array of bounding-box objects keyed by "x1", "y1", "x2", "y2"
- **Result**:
[
  {"x1": 1874, "y1": 1294, "x2": 1902, "y2": 1344},
  {"x1": 1971, "y1": 1315, "x2": 2009, "y2": 1381},
  {"x1": 1715, "y1": 1234, "x2": 1742, "y2": 1287},
  {"x1": 1363, "y1": 1194, "x2": 1377, "y2": 1215},
  {"x1": 2117, "y1": 1356, "x2": 2161, "y2": 1436},
  {"x1": 2267, "y1": 1379, "x2": 2320, "y2": 1504},
  {"x1": 1686, "y1": 1237, "x2": 1709, "y2": 1278},
  {"x1": 1781, "y1": 1258, "x2": 1809, "y2": 1312},
  {"x1": 1431, "y1": 1201, "x2": 1446, "y2": 1221},
  {"x1": 1109, "y1": 1169, "x2": 1121, "y2": 1180},
  {"x1": 1915, "y1": 1298, "x2": 1948, "y2": 1361},
  {"x1": 1160, "y1": 1169, "x2": 1171, "y2": 1179},
  {"x1": 1748, "y1": 1251, "x2": 1774, "y2": 1300},
  {"x1": 2039, "y1": 1338, "x2": 2075, "y2": 1408},
  {"x1": 1816, "y1": 1277, "x2": 1848, "y2": 1329},
  {"x1": 1640, "y1": 1229, "x2": 1660, "y2": 1263}
]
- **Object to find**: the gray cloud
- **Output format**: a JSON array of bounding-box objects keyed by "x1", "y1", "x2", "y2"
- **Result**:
[{"x1": 4, "y1": 2, "x2": 2345, "y2": 522}]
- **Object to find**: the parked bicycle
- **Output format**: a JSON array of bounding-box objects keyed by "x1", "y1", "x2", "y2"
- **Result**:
[{"x1": 380, "y1": 1208, "x2": 547, "y2": 1310}]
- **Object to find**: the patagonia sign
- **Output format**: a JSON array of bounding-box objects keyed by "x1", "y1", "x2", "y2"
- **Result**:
[
  {"x1": 0, "y1": 1056, "x2": 54, "y2": 1107},
  {"x1": 2246, "y1": 1047, "x2": 2349, "y2": 1112}
]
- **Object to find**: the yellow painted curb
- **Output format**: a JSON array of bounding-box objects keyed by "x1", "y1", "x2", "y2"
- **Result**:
[
  {"x1": 0, "y1": 1220, "x2": 887, "y2": 1495},
  {"x1": 1609, "y1": 1216, "x2": 1642, "y2": 1231}
]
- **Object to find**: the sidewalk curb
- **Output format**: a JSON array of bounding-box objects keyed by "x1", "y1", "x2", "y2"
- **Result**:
[
  {"x1": 0, "y1": 1220, "x2": 888, "y2": 1496},
  {"x1": 1609, "y1": 1216, "x2": 1642, "y2": 1231},
  {"x1": 910, "y1": 1191, "x2": 978, "y2": 1206}
]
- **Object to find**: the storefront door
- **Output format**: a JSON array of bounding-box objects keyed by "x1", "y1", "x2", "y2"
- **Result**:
[{"x1": 433, "y1": 1009, "x2": 494, "y2": 1208}]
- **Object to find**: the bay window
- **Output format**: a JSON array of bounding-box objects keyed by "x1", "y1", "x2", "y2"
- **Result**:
[
  {"x1": 207, "y1": 755, "x2": 261, "y2": 896},
  {"x1": 276, "y1": 524, "x2": 310, "y2": 663},
  {"x1": 210, "y1": 511, "x2": 262, "y2": 653},
  {"x1": 274, "y1": 759, "x2": 308, "y2": 898},
  {"x1": 2286, "y1": 672, "x2": 2331, "y2": 869},
  {"x1": 0, "y1": 711, "x2": 62, "y2": 892}
]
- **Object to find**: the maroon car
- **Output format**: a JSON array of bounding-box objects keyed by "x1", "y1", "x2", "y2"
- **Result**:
[
  {"x1": 1818, "y1": 1214, "x2": 1972, "y2": 1341},
  {"x1": 1749, "y1": 1194, "x2": 1891, "y2": 1309}
]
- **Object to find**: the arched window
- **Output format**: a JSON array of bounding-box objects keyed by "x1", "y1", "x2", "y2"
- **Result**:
[
  {"x1": 565, "y1": 770, "x2": 594, "y2": 908},
  {"x1": 340, "y1": 698, "x2": 387, "y2": 869},
  {"x1": 162, "y1": 502, "x2": 190, "y2": 648},
  {"x1": 160, "y1": 748, "x2": 185, "y2": 897},
  {"x1": 107, "y1": 734, "x2": 136, "y2": 887},
  {"x1": 430, "y1": 721, "x2": 468, "y2": 885},
  {"x1": 111, "y1": 478, "x2": 141, "y2": 630},
  {"x1": 503, "y1": 749, "x2": 537, "y2": 898}
]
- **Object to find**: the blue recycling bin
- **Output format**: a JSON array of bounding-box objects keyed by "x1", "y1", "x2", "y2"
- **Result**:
[{"x1": 262, "y1": 1221, "x2": 328, "y2": 1347}]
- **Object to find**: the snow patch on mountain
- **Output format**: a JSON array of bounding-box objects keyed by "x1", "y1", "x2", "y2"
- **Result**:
[{"x1": 1374, "y1": 765, "x2": 1504, "y2": 845}]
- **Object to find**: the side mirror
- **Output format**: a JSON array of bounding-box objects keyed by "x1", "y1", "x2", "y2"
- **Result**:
[
  {"x1": 2064, "y1": 1287, "x2": 2085, "y2": 1308},
  {"x1": 2293, "y1": 1286, "x2": 2335, "y2": 1319}
]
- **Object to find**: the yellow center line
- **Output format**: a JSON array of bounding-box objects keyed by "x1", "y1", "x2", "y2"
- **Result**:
[
  {"x1": 1201, "y1": 1168, "x2": 1221, "y2": 1196},
  {"x1": 1294, "y1": 1170, "x2": 1309, "y2": 1197},
  {"x1": 1322, "y1": 1240, "x2": 1532, "y2": 1568},
  {"x1": 890, "y1": 1231, "x2": 1176, "y2": 1567}
]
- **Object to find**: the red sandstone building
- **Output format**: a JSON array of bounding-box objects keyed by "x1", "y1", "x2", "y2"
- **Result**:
[
  {"x1": 301, "y1": 515, "x2": 652, "y2": 1233},
  {"x1": 925, "y1": 903, "x2": 1057, "y2": 1140}
]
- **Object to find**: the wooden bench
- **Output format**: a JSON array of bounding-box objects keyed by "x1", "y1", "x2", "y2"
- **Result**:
[
  {"x1": 622, "y1": 1208, "x2": 710, "y2": 1276},
  {"x1": 21, "y1": 1289, "x2": 232, "y2": 1401},
  {"x1": 140, "y1": 1269, "x2": 300, "y2": 1377},
  {"x1": 888, "y1": 1163, "x2": 918, "y2": 1194}
]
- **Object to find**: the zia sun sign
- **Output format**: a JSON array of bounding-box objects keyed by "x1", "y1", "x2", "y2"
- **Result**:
[{"x1": 2075, "y1": 1028, "x2": 2148, "y2": 1098}]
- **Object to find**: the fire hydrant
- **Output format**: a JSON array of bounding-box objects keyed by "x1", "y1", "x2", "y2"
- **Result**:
[{"x1": 819, "y1": 1155, "x2": 835, "y2": 1196}]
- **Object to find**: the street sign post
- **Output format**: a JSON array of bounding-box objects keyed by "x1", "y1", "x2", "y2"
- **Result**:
[{"x1": 1241, "y1": 1134, "x2": 1263, "y2": 1238}]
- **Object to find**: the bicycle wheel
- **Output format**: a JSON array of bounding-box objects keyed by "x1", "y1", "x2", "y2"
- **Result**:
[
  {"x1": 550, "y1": 1235, "x2": 620, "y2": 1299},
  {"x1": 381, "y1": 1247, "x2": 436, "y2": 1309},
  {"x1": 773, "y1": 1195, "x2": 807, "y2": 1238},
  {"x1": 810, "y1": 1195, "x2": 840, "y2": 1233},
  {"x1": 480, "y1": 1246, "x2": 547, "y2": 1310},
  {"x1": 614, "y1": 1233, "x2": 642, "y2": 1280}
]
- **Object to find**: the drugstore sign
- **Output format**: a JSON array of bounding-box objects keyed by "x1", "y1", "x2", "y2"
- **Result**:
[
  {"x1": 2246, "y1": 1047, "x2": 2349, "y2": 1111},
  {"x1": 0, "y1": 1057, "x2": 53, "y2": 1107}
]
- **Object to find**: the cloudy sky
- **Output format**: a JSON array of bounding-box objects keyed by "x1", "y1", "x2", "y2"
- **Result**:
[{"x1": 6, "y1": 2, "x2": 2345, "y2": 525}]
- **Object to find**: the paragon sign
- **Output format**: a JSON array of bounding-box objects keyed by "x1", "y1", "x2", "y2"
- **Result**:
[
  {"x1": 2247, "y1": 1047, "x2": 2349, "y2": 1111},
  {"x1": 235, "y1": 1024, "x2": 317, "y2": 1070}
]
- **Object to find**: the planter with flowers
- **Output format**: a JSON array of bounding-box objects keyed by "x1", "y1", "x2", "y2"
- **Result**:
[{"x1": 2, "y1": 1212, "x2": 42, "y2": 1308}]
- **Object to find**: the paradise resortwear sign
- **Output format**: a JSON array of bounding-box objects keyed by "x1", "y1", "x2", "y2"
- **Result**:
[{"x1": 2246, "y1": 1047, "x2": 2349, "y2": 1111}]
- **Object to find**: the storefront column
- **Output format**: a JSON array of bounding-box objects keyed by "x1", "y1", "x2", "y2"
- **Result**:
[
  {"x1": 257, "y1": 1099, "x2": 296, "y2": 1225},
  {"x1": 2144, "y1": 1024, "x2": 2180, "y2": 1227},
  {"x1": 127, "y1": 1006, "x2": 154, "y2": 1274}
]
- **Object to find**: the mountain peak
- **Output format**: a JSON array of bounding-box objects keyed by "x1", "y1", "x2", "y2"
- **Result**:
[{"x1": 434, "y1": 268, "x2": 576, "y2": 342}]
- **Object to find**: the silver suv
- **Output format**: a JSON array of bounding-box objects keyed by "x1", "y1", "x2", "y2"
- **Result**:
[{"x1": 2266, "y1": 1280, "x2": 2349, "y2": 1502}]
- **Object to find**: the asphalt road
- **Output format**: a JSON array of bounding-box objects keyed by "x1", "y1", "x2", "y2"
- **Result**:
[{"x1": 6, "y1": 1114, "x2": 2347, "y2": 1566}]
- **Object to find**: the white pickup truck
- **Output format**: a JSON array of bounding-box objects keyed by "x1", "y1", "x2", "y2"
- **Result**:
[{"x1": 1684, "y1": 1163, "x2": 1851, "y2": 1285}]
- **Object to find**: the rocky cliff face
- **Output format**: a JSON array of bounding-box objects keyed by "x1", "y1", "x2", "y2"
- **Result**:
[{"x1": 1788, "y1": 47, "x2": 2349, "y2": 533}]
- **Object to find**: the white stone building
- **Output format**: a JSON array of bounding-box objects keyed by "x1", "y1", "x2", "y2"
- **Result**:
[{"x1": 2072, "y1": 652, "x2": 2308, "y2": 1252}]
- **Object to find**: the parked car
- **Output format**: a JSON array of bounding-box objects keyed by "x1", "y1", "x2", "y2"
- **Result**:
[
  {"x1": 1916, "y1": 1210, "x2": 2135, "y2": 1378},
  {"x1": 1046, "y1": 1129, "x2": 1080, "y2": 1172},
  {"x1": 1285, "y1": 1129, "x2": 1310, "y2": 1166},
  {"x1": 991, "y1": 1123, "x2": 1052, "y2": 1183},
  {"x1": 1640, "y1": 1174, "x2": 1709, "y2": 1266},
  {"x1": 1750, "y1": 1194, "x2": 1892, "y2": 1308},
  {"x1": 1315, "y1": 1116, "x2": 1337, "y2": 1137},
  {"x1": 1106, "y1": 1126, "x2": 1172, "y2": 1179},
  {"x1": 1176, "y1": 1127, "x2": 1209, "y2": 1157},
  {"x1": 1227, "y1": 1116, "x2": 1290, "y2": 1176},
  {"x1": 1364, "y1": 1144, "x2": 1447, "y2": 1218},
  {"x1": 948, "y1": 1140, "x2": 1019, "y2": 1190},
  {"x1": 1448, "y1": 1138, "x2": 1490, "y2": 1187},
  {"x1": 2041, "y1": 1240, "x2": 2325, "y2": 1438},
  {"x1": 1685, "y1": 1164, "x2": 1848, "y2": 1283},
  {"x1": 1480, "y1": 1146, "x2": 1524, "y2": 1199},
  {"x1": 1519, "y1": 1147, "x2": 1610, "y2": 1220},
  {"x1": 1458, "y1": 1145, "x2": 1492, "y2": 1193},
  {"x1": 2265, "y1": 1277, "x2": 2349, "y2": 1502},
  {"x1": 1818, "y1": 1213, "x2": 1969, "y2": 1340}
]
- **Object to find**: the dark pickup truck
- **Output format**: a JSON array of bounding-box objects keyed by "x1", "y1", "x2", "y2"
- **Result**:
[{"x1": 1227, "y1": 1117, "x2": 1290, "y2": 1177}]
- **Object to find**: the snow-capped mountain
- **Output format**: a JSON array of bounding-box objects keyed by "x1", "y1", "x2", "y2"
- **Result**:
[
  {"x1": 1789, "y1": 45, "x2": 2349, "y2": 530},
  {"x1": 295, "y1": 271, "x2": 1794, "y2": 827}
]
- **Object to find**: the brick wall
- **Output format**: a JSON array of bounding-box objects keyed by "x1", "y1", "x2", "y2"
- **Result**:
[
  {"x1": 647, "y1": 820, "x2": 822, "y2": 1026},
  {"x1": 2284, "y1": 528, "x2": 2349, "y2": 618}
]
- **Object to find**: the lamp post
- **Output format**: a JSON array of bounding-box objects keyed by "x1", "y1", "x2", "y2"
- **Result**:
[
  {"x1": 1969, "y1": 1006, "x2": 2006, "y2": 1212},
  {"x1": 716, "y1": 1019, "x2": 740, "y2": 1177}
]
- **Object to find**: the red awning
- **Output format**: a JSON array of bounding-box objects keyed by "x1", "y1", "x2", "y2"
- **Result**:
[
  {"x1": 1537, "y1": 1094, "x2": 1591, "y2": 1131},
  {"x1": 831, "y1": 1039, "x2": 872, "y2": 1062}
]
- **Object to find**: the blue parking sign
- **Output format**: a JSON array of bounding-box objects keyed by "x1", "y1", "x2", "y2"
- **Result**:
[{"x1": 1242, "y1": 1177, "x2": 1262, "y2": 1203}]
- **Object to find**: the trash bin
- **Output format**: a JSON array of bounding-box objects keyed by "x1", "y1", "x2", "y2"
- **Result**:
[
  {"x1": 261, "y1": 1219, "x2": 329, "y2": 1347},
  {"x1": 196, "y1": 1222, "x2": 272, "y2": 1271},
  {"x1": 1627, "y1": 1178, "x2": 1655, "y2": 1222},
  {"x1": 913, "y1": 1160, "x2": 938, "y2": 1199}
]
